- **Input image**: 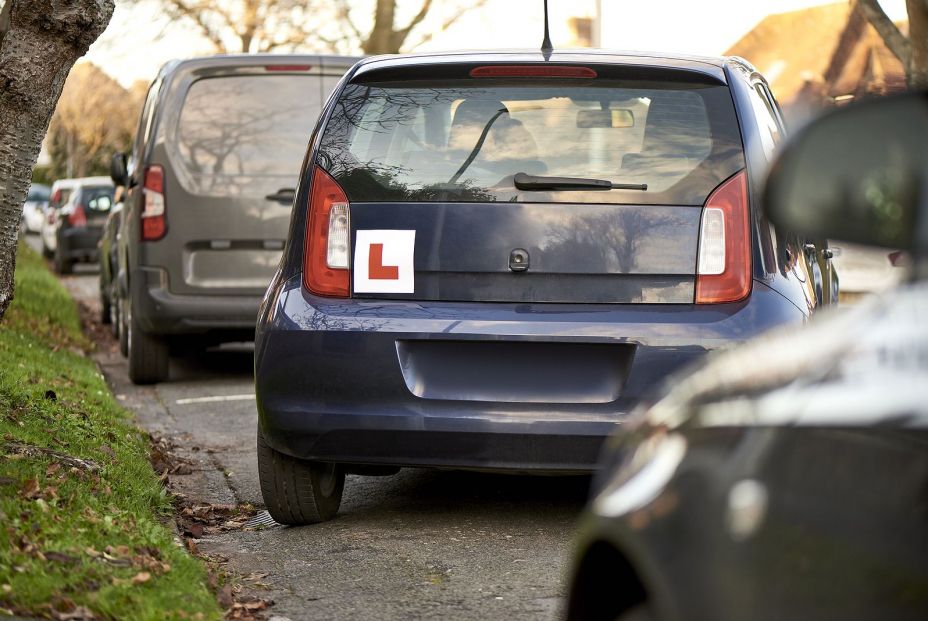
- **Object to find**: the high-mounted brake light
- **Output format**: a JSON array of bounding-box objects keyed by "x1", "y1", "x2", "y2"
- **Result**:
[
  {"x1": 696, "y1": 170, "x2": 751, "y2": 304},
  {"x1": 469, "y1": 65, "x2": 597, "y2": 79},
  {"x1": 141, "y1": 165, "x2": 166, "y2": 241},
  {"x1": 265, "y1": 64, "x2": 312, "y2": 72},
  {"x1": 68, "y1": 203, "x2": 87, "y2": 228},
  {"x1": 303, "y1": 168, "x2": 350, "y2": 297}
]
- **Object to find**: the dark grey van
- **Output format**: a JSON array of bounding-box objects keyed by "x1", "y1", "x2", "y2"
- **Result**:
[{"x1": 111, "y1": 54, "x2": 359, "y2": 384}]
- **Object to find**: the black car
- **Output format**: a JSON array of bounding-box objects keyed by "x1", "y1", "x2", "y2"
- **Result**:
[
  {"x1": 254, "y1": 50, "x2": 839, "y2": 524},
  {"x1": 566, "y1": 92, "x2": 928, "y2": 621}
]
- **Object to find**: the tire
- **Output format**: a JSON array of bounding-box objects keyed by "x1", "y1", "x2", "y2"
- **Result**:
[
  {"x1": 53, "y1": 248, "x2": 72, "y2": 274},
  {"x1": 109, "y1": 285, "x2": 120, "y2": 338},
  {"x1": 118, "y1": 298, "x2": 129, "y2": 357},
  {"x1": 127, "y1": 303, "x2": 168, "y2": 384},
  {"x1": 617, "y1": 606, "x2": 656, "y2": 621},
  {"x1": 99, "y1": 285, "x2": 112, "y2": 325},
  {"x1": 257, "y1": 427, "x2": 344, "y2": 525}
]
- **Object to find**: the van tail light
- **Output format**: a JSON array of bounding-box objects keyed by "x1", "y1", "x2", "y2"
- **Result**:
[
  {"x1": 303, "y1": 168, "x2": 350, "y2": 297},
  {"x1": 696, "y1": 170, "x2": 751, "y2": 304},
  {"x1": 141, "y1": 165, "x2": 166, "y2": 241},
  {"x1": 68, "y1": 203, "x2": 87, "y2": 228}
]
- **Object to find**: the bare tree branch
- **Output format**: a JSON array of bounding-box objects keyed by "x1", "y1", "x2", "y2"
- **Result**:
[
  {"x1": 856, "y1": 0, "x2": 912, "y2": 66},
  {"x1": 394, "y1": 0, "x2": 433, "y2": 43},
  {"x1": 335, "y1": 0, "x2": 364, "y2": 43},
  {"x1": 406, "y1": 0, "x2": 487, "y2": 50}
]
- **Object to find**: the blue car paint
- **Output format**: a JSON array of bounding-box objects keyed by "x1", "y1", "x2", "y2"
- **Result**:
[{"x1": 255, "y1": 51, "x2": 827, "y2": 473}]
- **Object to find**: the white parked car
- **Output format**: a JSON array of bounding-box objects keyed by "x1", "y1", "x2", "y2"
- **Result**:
[{"x1": 20, "y1": 183, "x2": 50, "y2": 234}]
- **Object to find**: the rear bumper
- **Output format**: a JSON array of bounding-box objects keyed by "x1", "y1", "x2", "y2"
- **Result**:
[
  {"x1": 59, "y1": 227, "x2": 102, "y2": 261},
  {"x1": 255, "y1": 276, "x2": 805, "y2": 472},
  {"x1": 132, "y1": 267, "x2": 261, "y2": 335}
]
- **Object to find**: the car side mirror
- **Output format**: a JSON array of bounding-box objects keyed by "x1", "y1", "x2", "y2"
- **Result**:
[
  {"x1": 110, "y1": 152, "x2": 129, "y2": 187},
  {"x1": 764, "y1": 92, "x2": 928, "y2": 257}
]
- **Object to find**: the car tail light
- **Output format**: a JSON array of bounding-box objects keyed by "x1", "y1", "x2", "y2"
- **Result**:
[
  {"x1": 141, "y1": 165, "x2": 166, "y2": 241},
  {"x1": 68, "y1": 203, "x2": 87, "y2": 228},
  {"x1": 470, "y1": 65, "x2": 597, "y2": 78},
  {"x1": 303, "y1": 168, "x2": 350, "y2": 297},
  {"x1": 696, "y1": 170, "x2": 751, "y2": 304}
]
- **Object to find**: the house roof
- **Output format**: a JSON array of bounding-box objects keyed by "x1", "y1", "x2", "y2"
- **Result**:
[{"x1": 725, "y1": 2, "x2": 852, "y2": 103}]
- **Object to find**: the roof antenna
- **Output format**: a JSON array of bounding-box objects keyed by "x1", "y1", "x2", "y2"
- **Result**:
[{"x1": 541, "y1": 0, "x2": 553, "y2": 60}]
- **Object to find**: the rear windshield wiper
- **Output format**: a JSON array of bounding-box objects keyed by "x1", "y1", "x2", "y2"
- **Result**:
[{"x1": 513, "y1": 172, "x2": 647, "y2": 192}]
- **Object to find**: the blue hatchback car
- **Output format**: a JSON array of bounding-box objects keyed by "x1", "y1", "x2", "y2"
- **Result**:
[{"x1": 254, "y1": 50, "x2": 836, "y2": 523}]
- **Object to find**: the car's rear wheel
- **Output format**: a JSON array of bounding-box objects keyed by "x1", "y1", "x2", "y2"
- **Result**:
[
  {"x1": 257, "y1": 427, "x2": 344, "y2": 525},
  {"x1": 118, "y1": 298, "x2": 129, "y2": 357},
  {"x1": 127, "y1": 303, "x2": 168, "y2": 384},
  {"x1": 53, "y1": 249, "x2": 72, "y2": 275},
  {"x1": 99, "y1": 285, "x2": 112, "y2": 325}
]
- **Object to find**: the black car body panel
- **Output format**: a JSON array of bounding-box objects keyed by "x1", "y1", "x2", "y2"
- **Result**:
[{"x1": 567, "y1": 281, "x2": 928, "y2": 621}]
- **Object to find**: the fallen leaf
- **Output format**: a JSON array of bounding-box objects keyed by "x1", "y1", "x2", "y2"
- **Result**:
[
  {"x1": 217, "y1": 584, "x2": 234, "y2": 608},
  {"x1": 131, "y1": 572, "x2": 151, "y2": 585},
  {"x1": 20, "y1": 478, "x2": 40, "y2": 499}
]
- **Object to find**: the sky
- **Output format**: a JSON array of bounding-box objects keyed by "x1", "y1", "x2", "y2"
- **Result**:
[{"x1": 86, "y1": 0, "x2": 909, "y2": 88}]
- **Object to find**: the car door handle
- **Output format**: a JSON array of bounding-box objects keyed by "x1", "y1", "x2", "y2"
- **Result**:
[{"x1": 265, "y1": 188, "x2": 295, "y2": 205}]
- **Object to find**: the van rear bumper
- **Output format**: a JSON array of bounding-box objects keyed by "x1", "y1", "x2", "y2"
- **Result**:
[{"x1": 133, "y1": 267, "x2": 261, "y2": 335}]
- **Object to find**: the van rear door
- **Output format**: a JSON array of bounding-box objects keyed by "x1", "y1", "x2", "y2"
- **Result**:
[{"x1": 156, "y1": 60, "x2": 352, "y2": 296}]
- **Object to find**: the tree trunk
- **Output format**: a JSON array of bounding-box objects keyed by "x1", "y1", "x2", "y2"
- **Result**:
[
  {"x1": 907, "y1": 0, "x2": 928, "y2": 88},
  {"x1": 0, "y1": 0, "x2": 113, "y2": 321},
  {"x1": 364, "y1": 0, "x2": 397, "y2": 54}
]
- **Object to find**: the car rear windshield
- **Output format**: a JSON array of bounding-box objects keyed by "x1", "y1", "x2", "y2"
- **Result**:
[
  {"x1": 82, "y1": 186, "x2": 114, "y2": 212},
  {"x1": 28, "y1": 185, "x2": 50, "y2": 202},
  {"x1": 173, "y1": 75, "x2": 325, "y2": 195},
  {"x1": 318, "y1": 72, "x2": 745, "y2": 205}
]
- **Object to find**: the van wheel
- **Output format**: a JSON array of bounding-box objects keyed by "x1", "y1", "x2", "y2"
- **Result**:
[
  {"x1": 99, "y1": 286, "x2": 112, "y2": 325},
  {"x1": 53, "y1": 249, "x2": 72, "y2": 274},
  {"x1": 257, "y1": 427, "x2": 344, "y2": 525},
  {"x1": 109, "y1": 285, "x2": 120, "y2": 338},
  {"x1": 127, "y1": 304, "x2": 168, "y2": 384},
  {"x1": 118, "y1": 298, "x2": 129, "y2": 357}
]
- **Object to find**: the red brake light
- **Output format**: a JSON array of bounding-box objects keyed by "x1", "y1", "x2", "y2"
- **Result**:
[
  {"x1": 68, "y1": 203, "x2": 87, "y2": 227},
  {"x1": 469, "y1": 65, "x2": 597, "y2": 79},
  {"x1": 695, "y1": 170, "x2": 751, "y2": 304},
  {"x1": 141, "y1": 165, "x2": 166, "y2": 241},
  {"x1": 303, "y1": 168, "x2": 350, "y2": 297}
]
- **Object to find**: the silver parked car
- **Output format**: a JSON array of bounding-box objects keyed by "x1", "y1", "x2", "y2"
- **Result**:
[{"x1": 110, "y1": 54, "x2": 359, "y2": 384}]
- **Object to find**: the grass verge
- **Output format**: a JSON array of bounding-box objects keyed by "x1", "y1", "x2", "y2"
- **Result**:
[{"x1": 0, "y1": 243, "x2": 221, "y2": 620}]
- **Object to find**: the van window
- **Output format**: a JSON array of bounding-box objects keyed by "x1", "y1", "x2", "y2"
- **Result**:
[
  {"x1": 319, "y1": 77, "x2": 744, "y2": 205},
  {"x1": 174, "y1": 75, "x2": 323, "y2": 195}
]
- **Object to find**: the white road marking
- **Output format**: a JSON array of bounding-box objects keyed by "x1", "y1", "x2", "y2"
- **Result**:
[{"x1": 175, "y1": 394, "x2": 255, "y2": 405}]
